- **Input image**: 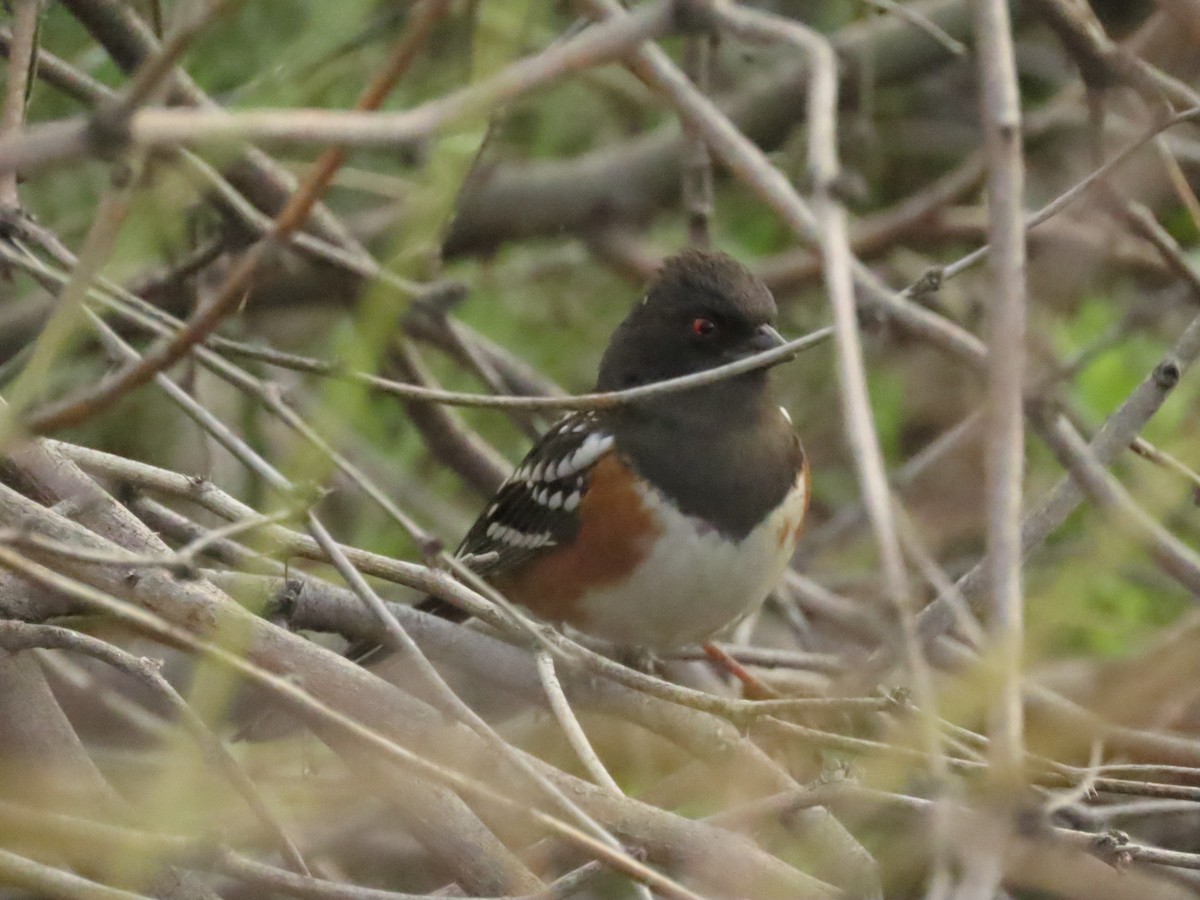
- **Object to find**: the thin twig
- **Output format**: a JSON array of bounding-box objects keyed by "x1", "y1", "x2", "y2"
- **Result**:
[
  {"x1": 201, "y1": 325, "x2": 835, "y2": 410},
  {"x1": 536, "y1": 652, "x2": 623, "y2": 794},
  {"x1": 862, "y1": 0, "x2": 967, "y2": 56},
  {"x1": 974, "y1": 0, "x2": 1028, "y2": 779},
  {"x1": 107, "y1": 0, "x2": 242, "y2": 116},
  {"x1": 0, "y1": 228, "x2": 834, "y2": 414},
  {"x1": 1130, "y1": 435, "x2": 1200, "y2": 496},
  {"x1": 0, "y1": 0, "x2": 41, "y2": 207},
  {"x1": 1034, "y1": 411, "x2": 1200, "y2": 596},
  {"x1": 936, "y1": 106, "x2": 1200, "y2": 285}
]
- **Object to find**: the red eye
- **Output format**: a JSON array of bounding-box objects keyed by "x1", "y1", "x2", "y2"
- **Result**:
[{"x1": 691, "y1": 316, "x2": 716, "y2": 337}]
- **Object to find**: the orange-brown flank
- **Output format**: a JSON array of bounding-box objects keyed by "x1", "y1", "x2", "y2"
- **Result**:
[{"x1": 490, "y1": 453, "x2": 662, "y2": 629}]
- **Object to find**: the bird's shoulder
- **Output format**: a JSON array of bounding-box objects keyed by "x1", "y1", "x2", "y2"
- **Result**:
[{"x1": 457, "y1": 412, "x2": 616, "y2": 574}]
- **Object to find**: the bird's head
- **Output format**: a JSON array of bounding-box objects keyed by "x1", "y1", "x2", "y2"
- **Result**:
[{"x1": 596, "y1": 249, "x2": 786, "y2": 395}]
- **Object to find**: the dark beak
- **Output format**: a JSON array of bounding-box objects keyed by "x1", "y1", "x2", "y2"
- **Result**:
[{"x1": 744, "y1": 324, "x2": 794, "y2": 364}]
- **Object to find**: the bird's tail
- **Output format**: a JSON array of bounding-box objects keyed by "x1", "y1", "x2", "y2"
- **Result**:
[{"x1": 344, "y1": 594, "x2": 472, "y2": 665}]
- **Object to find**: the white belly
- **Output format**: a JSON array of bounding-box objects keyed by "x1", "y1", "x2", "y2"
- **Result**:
[{"x1": 576, "y1": 471, "x2": 808, "y2": 648}]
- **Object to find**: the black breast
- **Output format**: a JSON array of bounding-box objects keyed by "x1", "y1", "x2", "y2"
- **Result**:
[{"x1": 608, "y1": 406, "x2": 803, "y2": 541}]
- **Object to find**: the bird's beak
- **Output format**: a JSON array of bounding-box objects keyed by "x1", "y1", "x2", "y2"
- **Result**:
[{"x1": 744, "y1": 324, "x2": 795, "y2": 365}]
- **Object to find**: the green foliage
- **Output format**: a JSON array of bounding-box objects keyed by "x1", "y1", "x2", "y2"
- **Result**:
[
  {"x1": 1036, "y1": 290, "x2": 1200, "y2": 655},
  {"x1": 1030, "y1": 530, "x2": 1191, "y2": 658},
  {"x1": 189, "y1": 0, "x2": 377, "y2": 106}
]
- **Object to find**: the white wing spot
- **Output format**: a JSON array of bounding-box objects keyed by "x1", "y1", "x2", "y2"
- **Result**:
[
  {"x1": 563, "y1": 490, "x2": 581, "y2": 513},
  {"x1": 556, "y1": 432, "x2": 613, "y2": 479},
  {"x1": 548, "y1": 491, "x2": 563, "y2": 509},
  {"x1": 779, "y1": 405, "x2": 792, "y2": 425}
]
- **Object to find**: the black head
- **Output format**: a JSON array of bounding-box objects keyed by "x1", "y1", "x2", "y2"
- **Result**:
[{"x1": 596, "y1": 249, "x2": 785, "y2": 392}]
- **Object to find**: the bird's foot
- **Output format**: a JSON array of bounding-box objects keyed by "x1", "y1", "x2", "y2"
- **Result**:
[{"x1": 702, "y1": 642, "x2": 780, "y2": 700}]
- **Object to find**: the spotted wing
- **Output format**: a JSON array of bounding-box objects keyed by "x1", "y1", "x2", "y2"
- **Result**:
[
  {"x1": 456, "y1": 411, "x2": 613, "y2": 577},
  {"x1": 348, "y1": 413, "x2": 614, "y2": 659}
]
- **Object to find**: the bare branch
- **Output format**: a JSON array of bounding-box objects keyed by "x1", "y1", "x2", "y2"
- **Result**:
[
  {"x1": 974, "y1": 0, "x2": 1029, "y2": 778},
  {"x1": 0, "y1": 0, "x2": 41, "y2": 208}
]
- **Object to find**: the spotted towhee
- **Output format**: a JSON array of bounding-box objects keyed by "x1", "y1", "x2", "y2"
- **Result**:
[{"x1": 397, "y1": 249, "x2": 809, "y2": 653}]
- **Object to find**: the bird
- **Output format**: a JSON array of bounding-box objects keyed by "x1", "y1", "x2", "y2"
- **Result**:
[{"x1": 414, "y1": 249, "x2": 809, "y2": 651}]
